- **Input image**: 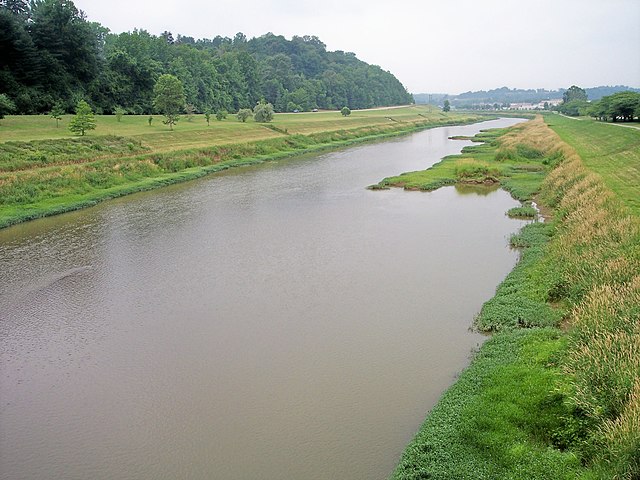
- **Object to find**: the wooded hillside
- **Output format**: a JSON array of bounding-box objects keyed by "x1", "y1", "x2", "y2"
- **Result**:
[{"x1": 0, "y1": 0, "x2": 413, "y2": 114}]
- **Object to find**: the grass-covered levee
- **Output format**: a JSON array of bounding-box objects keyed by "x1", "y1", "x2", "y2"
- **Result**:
[{"x1": 386, "y1": 116, "x2": 640, "y2": 480}]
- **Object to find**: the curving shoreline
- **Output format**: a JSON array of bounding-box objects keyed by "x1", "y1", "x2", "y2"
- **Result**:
[
  {"x1": 0, "y1": 115, "x2": 485, "y2": 230},
  {"x1": 387, "y1": 115, "x2": 640, "y2": 479}
]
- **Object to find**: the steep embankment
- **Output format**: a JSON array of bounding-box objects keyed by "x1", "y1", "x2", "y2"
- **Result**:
[{"x1": 388, "y1": 116, "x2": 640, "y2": 480}]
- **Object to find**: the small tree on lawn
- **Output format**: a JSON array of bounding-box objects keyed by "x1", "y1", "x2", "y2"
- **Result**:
[
  {"x1": 216, "y1": 110, "x2": 227, "y2": 121},
  {"x1": 204, "y1": 110, "x2": 211, "y2": 126},
  {"x1": 153, "y1": 74, "x2": 185, "y2": 130},
  {"x1": 341, "y1": 106, "x2": 351, "y2": 117},
  {"x1": 0, "y1": 94, "x2": 16, "y2": 123},
  {"x1": 443, "y1": 99, "x2": 451, "y2": 112},
  {"x1": 114, "y1": 105, "x2": 126, "y2": 122},
  {"x1": 253, "y1": 100, "x2": 274, "y2": 122},
  {"x1": 50, "y1": 103, "x2": 65, "y2": 127},
  {"x1": 237, "y1": 108, "x2": 253, "y2": 122},
  {"x1": 185, "y1": 103, "x2": 196, "y2": 122},
  {"x1": 68, "y1": 100, "x2": 96, "y2": 136}
]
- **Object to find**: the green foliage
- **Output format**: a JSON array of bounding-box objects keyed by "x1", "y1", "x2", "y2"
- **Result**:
[
  {"x1": 563, "y1": 85, "x2": 588, "y2": 104},
  {"x1": 587, "y1": 91, "x2": 640, "y2": 122},
  {"x1": 216, "y1": 110, "x2": 227, "y2": 121},
  {"x1": 148, "y1": 115, "x2": 153, "y2": 126},
  {"x1": 236, "y1": 108, "x2": 252, "y2": 122},
  {"x1": 185, "y1": 103, "x2": 196, "y2": 122},
  {"x1": 341, "y1": 106, "x2": 351, "y2": 117},
  {"x1": 68, "y1": 100, "x2": 96, "y2": 136},
  {"x1": 50, "y1": 103, "x2": 65, "y2": 127},
  {"x1": 476, "y1": 223, "x2": 563, "y2": 331},
  {"x1": 376, "y1": 124, "x2": 550, "y2": 200},
  {"x1": 559, "y1": 99, "x2": 589, "y2": 116},
  {"x1": 287, "y1": 101, "x2": 302, "y2": 112},
  {"x1": 204, "y1": 111, "x2": 211, "y2": 125},
  {"x1": 507, "y1": 204, "x2": 537, "y2": 218},
  {"x1": 0, "y1": 135, "x2": 148, "y2": 172},
  {"x1": 153, "y1": 74, "x2": 185, "y2": 130},
  {"x1": 114, "y1": 105, "x2": 126, "y2": 122},
  {"x1": 443, "y1": 99, "x2": 450, "y2": 112},
  {"x1": 253, "y1": 100, "x2": 274, "y2": 122},
  {"x1": 0, "y1": 114, "x2": 453, "y2": 228},
  {"x1": 0, "y1": 93, "x2": 16, "y2": 120},
  {"x1": 454, "y1": 160, "x2": 501, "y2": 181},
  {"x1": 0, "y1": 4, "x2": 413, "y2": 115},
  {"x1": 390, "y1": 116, "x2": 640, "y2": 480},
  {"x1": 391, "y1": 329, "x2": 581, "y2": 480},
  {"x1": 558, "y1": 86, "x2": 589, "y2": 116}
]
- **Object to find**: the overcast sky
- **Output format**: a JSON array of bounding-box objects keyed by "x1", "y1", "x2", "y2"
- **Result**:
[{"x1": 74, "y1": 0, "x2": 640, "y2": 94}]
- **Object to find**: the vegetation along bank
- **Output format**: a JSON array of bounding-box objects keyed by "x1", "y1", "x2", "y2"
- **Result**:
[
  {"x1": 0, "y1": 106, "x2": 484, "y2": 229},
  {"x1": 384, "y1": 115, "x2": 639, "y2": 479}
]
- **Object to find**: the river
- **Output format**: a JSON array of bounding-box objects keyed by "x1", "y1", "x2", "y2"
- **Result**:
[{"x1": 0, "y1": 118, "x2": 525, "y2": 479}]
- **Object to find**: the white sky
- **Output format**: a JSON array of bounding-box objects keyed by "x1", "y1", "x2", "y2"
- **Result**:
[{"x1": 74, "y1": 0, "x2": 640, "y2": 94}]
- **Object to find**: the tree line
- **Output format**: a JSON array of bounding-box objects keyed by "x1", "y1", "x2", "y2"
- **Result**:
[
  {"x1": 557, "y1": 85, "x2": 640, "y2": 122},
  {"x1": 0, "y1": 0, "x2": 413, "y2": 116}
]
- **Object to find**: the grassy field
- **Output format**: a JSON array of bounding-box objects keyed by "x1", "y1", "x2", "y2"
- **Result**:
[
  {"x1": 389, "y1": 116, "x2": 640, "y2": 480},
  {"x1": 0, "y1": 105, "x2": 485, "y2": 228},
  {"x1": 0, "y1": 105, "x2": 445, "y2": 145},
  {"x1": 545, "y1": 113, "x2": 640, "y2": 214}
]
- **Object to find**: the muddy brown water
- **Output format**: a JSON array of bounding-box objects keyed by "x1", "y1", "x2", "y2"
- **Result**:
[{"x1": 0, "y1": 118, "x2": 526, "y2": 479}]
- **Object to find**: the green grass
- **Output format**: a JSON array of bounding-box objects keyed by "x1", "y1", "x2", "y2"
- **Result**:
[
  {"x1": 545, "y1": 114, "x2": 640, "y2": 215},
  {"x1": 507, "y1": 204, "x2": 538, "y2": 218},
  {"x1": 0, "y1": 107, "x2": 484, "y2": 228},
  {"x1": 389, "y1": 116, "x2": 640, "y2": 480},
  {"x1": 391, "y1": 328, "x2": 582, "y2": 480},
  {"x1": 0, "y1": 105, "x2": 447, "y2": 144},
  {"x1": 475, "y1": 222, "x2": 564, "y2": 331},
  {"x1": 373, "y1": 126, "x2": 549, "y2": 202}
]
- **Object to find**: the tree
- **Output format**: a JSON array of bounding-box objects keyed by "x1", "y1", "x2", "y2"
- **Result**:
[
  {"x1": 68, "y1": 100, "x2": 96, "y2": 135},
  {"x1": 237, "y1": 108, "x2": 252, "y2": 122},
  {"x1": 287, "y1": 101, "x2": 302, "y2": 112},
  {"x1": 607, "y1": 91, "x2": 640, "y2": 122},
  {"x1": 253, "y1": 100, "x2": 274, "y2": 122},
  {"x1": 153, "y1": 74, "x2": 185, "y2": 130},
  {"x1": 0, "y1": 93, "x2": 16, "y2": 121},
  {"x1": 185, "y1": 103, "x2": 196, "y2": 121},
  {"x1": 562, "y1": 85, "x2": 587, "y2": 104},
  {"x1": 341, "y1": 106, "x2": 351, "y2": 116},
  {"x1": 114, "y1": 105, "x2": 126, "y2": 122},
  {"x1": 148, "y1": 115, "x2": 153, "y2": 125},
  {"x1": 559, "y1": 99, "x2": 589, "y2": 116},
  {"x1": 216, "y1": 110, "x2": 228, "y2": 121},
  {"x1": 50, "y1": 102, "x2": 64, "y2": 127},
  {"x1": 443, "y1": 99, "x2": 451, "y2": 112},
  {"x1": 204, "y1": 110, "x2": 211, "y2": 125}
]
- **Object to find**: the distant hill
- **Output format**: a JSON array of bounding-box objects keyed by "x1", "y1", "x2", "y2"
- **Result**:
[
  {"x1": 413, "y1": 86, "x2": 640, "y2": 107},
  {"x1": 0, "y1": 1, "x2": 412, "y2": 114}
]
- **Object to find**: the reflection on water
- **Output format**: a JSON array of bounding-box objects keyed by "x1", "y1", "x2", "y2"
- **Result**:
[
  {"x1": 0, "y1": 118, "x2": 526, "y2": 480},
  {"x1": 454, "y1": 183, "x2": 502, "y2": 196}
]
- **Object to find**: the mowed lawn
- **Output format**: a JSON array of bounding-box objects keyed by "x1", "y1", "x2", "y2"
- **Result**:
[
  {"x1": 544, "y1": 114, "x2": 640, "y2": 215},
  {"x1": 0, "y1": 105, "x2": 446, "y2": 151}
]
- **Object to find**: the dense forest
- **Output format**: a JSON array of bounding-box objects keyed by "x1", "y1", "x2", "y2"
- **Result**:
[{"x1": 0, "y1": 0, "x2": 413, "y2": 115}]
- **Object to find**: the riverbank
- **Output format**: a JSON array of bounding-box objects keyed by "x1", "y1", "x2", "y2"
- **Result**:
[
  {"x1": 388, "y1": 115, "x2": 640, "y2": 479},
  {"x1": 0, "y1": 108, "x2": 483, "y2": 229}
]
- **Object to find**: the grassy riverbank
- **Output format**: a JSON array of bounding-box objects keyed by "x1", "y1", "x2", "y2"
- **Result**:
[
  {"x1": 389, "y1": 116, "x2": 640, "y2": 479},
  {"x1": 0, "y1": 106, "x2": 483, "y2": 229}
]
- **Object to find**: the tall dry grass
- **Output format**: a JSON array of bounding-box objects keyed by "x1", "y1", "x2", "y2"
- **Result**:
[
  {"x1": 510, "y1": 116, "x2": 640, "y2": 477},
  {"x1": 497, "y1": 116, "x2": 639, "y2": 476}
]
